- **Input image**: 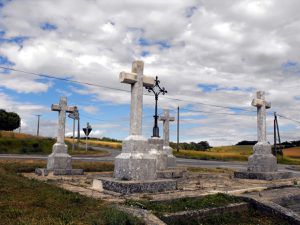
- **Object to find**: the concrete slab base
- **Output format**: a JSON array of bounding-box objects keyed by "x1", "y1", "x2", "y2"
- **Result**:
[
  {"x1": 157, "y1": 167, "x2": 187, "y2": 179},
  {"x1": 234, "y1": 171, "x2": 293, "y2": 181},
  {"x1": 93, "y1": 177, "x2": 177, "y2": 195},
  {"x1": 35, "y1": 168, "x2": 84, "y2": 176}
]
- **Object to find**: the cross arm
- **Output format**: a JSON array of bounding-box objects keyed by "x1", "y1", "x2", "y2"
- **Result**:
[
  {"x1": 119, "y1": 72, "x2": 155, "y2": 88},
  {"x1": 159, "y1": 116, "x2": 175, "y2": 122},
  {"x1": 66, "y1": 106, "x2": 76, "y2": 113},
  {"x1": 51, "y1": 104, "x2": 60, "y2": 111},
  {"x1": 251, "y1": 99, "x2": 271, "y2": 109}
]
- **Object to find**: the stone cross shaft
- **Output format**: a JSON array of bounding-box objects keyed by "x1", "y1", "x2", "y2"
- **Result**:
[
  {"x1": 159, "y1": 109, "x2": 175, "y2": 146},
  {"x1": 120, "y1": 61, "x2": 154, "y2": 136},
  {"x1": 51, "y1": 97, "x2": 75, "y2": 144},
  {"x1": 251, "y1": 91, "x2": 271, "y2": 142}
]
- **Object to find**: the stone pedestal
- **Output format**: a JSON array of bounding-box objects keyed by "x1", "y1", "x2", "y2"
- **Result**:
[
  {"x1": 148, "y1": 137, "x2": 168, "y2": 171},
  {"x1": 114, "y1": 135, "x2": 157, "y2": 180},
  {"x1": 47, "y1": 143, "x2": 72, "y2": 170},
  {"x1": 164, "y1": 146, "x2": 177, "y2": 167},
  {"x1": 248, "y1": 142, "x2": 277, "y2": 173},
  {"x1": 234, "y1": 142, "x2": 293, "y2": 180},
  {"x1": 36, "y1": 143, "x2": 83, "y2": 176}
]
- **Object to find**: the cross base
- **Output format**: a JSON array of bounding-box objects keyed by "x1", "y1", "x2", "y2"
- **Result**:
[
  {"x1": 163, "y1": 146, "x2": 177, "y2": 167},
  {"x1": 247, "y1": 142, "x2": 277, "y2": 173},
  {"x1": 114, "y1": 136, "x2": 157, "y2": 180},
  {"x1": 234, "y1": 171, "x2": 293, "y2": 181},
  {"x1": 148, "y1": 137, "x2": 168, "y2": 170}
]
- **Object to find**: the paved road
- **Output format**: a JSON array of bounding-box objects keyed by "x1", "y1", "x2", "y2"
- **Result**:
[{"x1": 1, "y1": 146, "x2": 300, "y2": 176}]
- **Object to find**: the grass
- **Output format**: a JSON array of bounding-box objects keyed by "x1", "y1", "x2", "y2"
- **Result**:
[
  {"x1": 126, "y1": 193, "x2": 241, "y2": 214},
  {"x1": 72, "y1": 138, "x2": 122, "y2": 149},
  {"x1": 0, "y1": 159, "x2": 114, "y2": 173},
  {"x1": 0, "y1": 131, "x2": 108, "y2": 156},
  {"x1": 0, "y1": 160, "x2": 141, "y2": 225},
  {"x1": 126, "y1": 194, "x2": 291, "y2": 225},
  {"x1": 174, "y1": 145, "x2": 300, "y2": 165},
  {"x1": 166, "y1": 208, "x2": 291, "y2": 225},
  {"x1": 187, "y1": 167, "x2": 234, "y2": 174}
]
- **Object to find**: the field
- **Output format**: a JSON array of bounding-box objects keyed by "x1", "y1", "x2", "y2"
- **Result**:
[
  {"x1": 174, "y1": 145, "x2": 300, "y2": 165},
  {"x1": 75, "y1": 138, "x2": 122, "y2": 149},
  {"x1": 0, "y1": 159, "x2": 141, "y2": 225},
  {"x1": 283, "y1": 147, "x2": 300, "y2": 158},
  {"x1": 0, "y1": 131, "x2": 108, "y2": 156}
]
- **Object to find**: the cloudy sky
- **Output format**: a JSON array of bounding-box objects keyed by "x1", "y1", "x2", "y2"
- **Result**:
[{"x1": 0, "y1": 0, "x2": 300, "y2": 146}]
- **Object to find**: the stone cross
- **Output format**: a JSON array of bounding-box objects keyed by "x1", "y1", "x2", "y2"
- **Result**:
[
  {"x1": 251, "y1": 91, "x2": 271, "y2": 142},
  {"x1": 159, "y1": 109, "x2": 175, "y2": 147},
  {"x1": 120, "y1": 61, "x2": 155, "y2": 136},
  {"x1": 51, "y1": 97, "x2": 75, "y2": 144}
]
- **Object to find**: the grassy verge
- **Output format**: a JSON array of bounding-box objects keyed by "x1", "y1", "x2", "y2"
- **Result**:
[
  {"x1": 187, "y1": 167, "x2": 234, "y2": 174},
  {"x1": 0, "y1": 159, "x2": 114, "y2": 173},
  {"x1": 174, "y1": 145, "x2": 300, "y2": 165},
  {"x1": 126, "y1": 193, "x2": 241, "y2": 214},
  {"x1": 68, "y1": 138, "x2": 122, "y2": 149},
  {"x1": 0, "y1": 160, "x2": 140, "y2": 225},
  {"x1": 126, "y1": 194, "x2": 291, "y2": 225},
  {"x1": 0, "y1": 132, "x2": 108, "y2": 156}
]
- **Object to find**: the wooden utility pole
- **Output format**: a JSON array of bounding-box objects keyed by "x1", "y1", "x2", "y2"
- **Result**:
[
  {"x1": 36, "y1": 115, "x2": 41, "y2": 137},
  {"x1": 177, "y1": 106, "x2": 179, "y2": 152}
]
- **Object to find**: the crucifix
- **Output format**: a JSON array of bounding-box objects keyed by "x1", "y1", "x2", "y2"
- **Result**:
[
  {"x1": 251, "y1": 91, "x2": 271, "y2": 143},
  {"x1": 159, "y1": 109, "x2": 175, "y2": 147},
  {"x1": 120, "y1": 60, "x2": 155, "y2": 136},
  {"x1": 51, "y1": 97, "x2": 75, "y2": 144}
]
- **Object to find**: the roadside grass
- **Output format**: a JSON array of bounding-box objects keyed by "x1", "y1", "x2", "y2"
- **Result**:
[
  {"x1": 174, "y1": 145, "x2": 300, "y2": 165},
  {"x1": 0, "y1": 160, "x2": 140, "y2": 225},
  {"x1": 73, "y1": 138, "x2": 122, "y2": 149},
  {"x1": 0, "y1": 131, "x2": 108, "y2": 156},
  {"x1": 0, "y1": 159, "x2": 114, "y2": 173}
]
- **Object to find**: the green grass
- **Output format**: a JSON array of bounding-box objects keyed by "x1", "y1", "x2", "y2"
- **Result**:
[
  {"x1": 0, "y1": 160, "x2": 141, "y2": 225},
  {"x1": 165, "y1": 208, "x2": 292, "y2": 225},
  {"x1": 0, "y1": 159, "x2": 114, "y2": 173},
  {"x1": 0, "y1": 136, "x2": 108, "y2": 156},
  {"x1": 126, "y1": 193, "x2": 241, "y2": 214}
]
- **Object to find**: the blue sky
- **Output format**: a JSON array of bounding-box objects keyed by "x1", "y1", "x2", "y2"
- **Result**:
[{"x1": 0, "y1": 0, "x2": 300, "y2": 145}]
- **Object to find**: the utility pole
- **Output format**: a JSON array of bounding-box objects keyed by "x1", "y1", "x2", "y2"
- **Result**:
[
  {"x1": 177, "y1": 106, "x2": 179, "y2": 152},
  {"x1": 274, "y1": 112, "x2": 277, "y2": 156},
  {"x1": 36, "y1": 115, "x2": 41, "y2": 137}
]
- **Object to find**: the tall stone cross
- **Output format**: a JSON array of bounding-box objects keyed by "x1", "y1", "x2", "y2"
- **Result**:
[
  {"x1": 120, "y1": 61, "x2": 155, "y2": 136},
  {"x1": 159, "y1": 109, "x2": 175, "y2": 147},
  {"x1": 51, "y1": 97, "x2": 75, "y2": 144},
  {"x1": 251, "y1": 91, "x2": 271, "y2": 143}
]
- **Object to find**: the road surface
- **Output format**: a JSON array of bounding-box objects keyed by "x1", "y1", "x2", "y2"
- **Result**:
[{"x1": 0, "y1": 145, "x2": 299, "y2": 176}]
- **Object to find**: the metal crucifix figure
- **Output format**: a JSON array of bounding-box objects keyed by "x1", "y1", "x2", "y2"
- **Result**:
[{"x1": 145, "y1": 76, "x2": 167, "y2": 137}]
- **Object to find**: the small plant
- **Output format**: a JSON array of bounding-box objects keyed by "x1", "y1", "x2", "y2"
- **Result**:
[{"x1": 293, "y1": 179, "x2": 298, "y2": 186}]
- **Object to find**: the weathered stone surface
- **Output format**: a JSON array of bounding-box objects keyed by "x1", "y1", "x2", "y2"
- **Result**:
[
  {"x1": 164, "y1": 146, "x2": 176, "y2": 167},
  {"x1": 159, "y1": 109, "x2": 177, "y2": 167},
  {"x1": 234, "y1": 171, "x2": 293, "y2": 180},
  {"x1": 114, "y1": 61, "x2": 157, "y2": 181},
  {"x1": 148, "y1": 137, "x2": 167, "y2": 171},
  {"x1": 157, "y1": 167, "x2": 187, "y2": 179},
  {"x1": 95, "y1": 177, "x2": 177, "y2": 194},
  {"x1": 114, "y1": 136, "x2": 157, "y2": 180},
  {"x1": 35, "y1": 168, "x2": 48, "y2": 176},
  {"x1": 247, "y1": 142, "x2": 277, "y2": 173}
]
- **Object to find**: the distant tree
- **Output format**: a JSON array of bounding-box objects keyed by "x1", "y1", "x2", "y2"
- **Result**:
[
  {"x1": 170, "y1": 141, "x2": 211, "y2": 151},
  {"x1": 236, "y1": 140, "x2": 257, "y2": 146},
  {"x1": 0, "y1": 109, "x2": 21, "y2": 131}
]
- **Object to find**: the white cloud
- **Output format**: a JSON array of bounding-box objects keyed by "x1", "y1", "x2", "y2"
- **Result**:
[{"x1": 1, "y1": 0, "x2": 300, "y2": 145}]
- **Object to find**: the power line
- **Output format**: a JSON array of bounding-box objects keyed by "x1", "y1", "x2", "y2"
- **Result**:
[
  {"x1": 277, "y1": 114, "x2": 300, "y2": 124},
  {"x1": 0, "y1": 65, "x2": 257, "y2": 113},
  {"x1": 180, "y1": 107, "x2": 255, "y2": 116}
]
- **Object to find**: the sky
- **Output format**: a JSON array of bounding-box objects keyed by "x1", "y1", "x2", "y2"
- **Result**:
[{"x1": 0, "y1": 0, "x2": 300, "y2": 146}]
